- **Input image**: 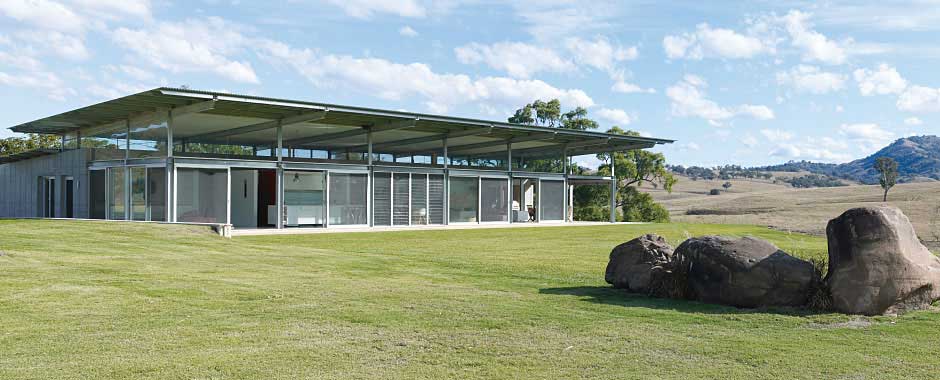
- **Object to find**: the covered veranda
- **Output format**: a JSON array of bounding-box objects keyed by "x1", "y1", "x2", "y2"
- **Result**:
[{"x1": 10, "y1": 87, "x2": 673, "y2": 230}]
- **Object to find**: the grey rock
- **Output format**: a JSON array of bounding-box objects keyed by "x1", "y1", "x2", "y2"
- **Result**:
[
  {"x1": 826, "y1": 206, "x2": 940, "y2": 316},
  {"x1": 605, "y1": 234, "x2": 674, "y2": 293},
  {"x1": 675, "y1": 236, "x2": 815, "y2": 308}
]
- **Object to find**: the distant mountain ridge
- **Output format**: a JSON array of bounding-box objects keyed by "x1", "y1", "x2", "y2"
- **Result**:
[{"x1": 755, "y1": 135, "x2": 940, "y2": 184}]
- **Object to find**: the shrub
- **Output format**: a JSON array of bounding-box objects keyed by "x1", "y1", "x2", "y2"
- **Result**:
[{"x1": 708, "y1": 189, "x2": 721, "y2": 195}]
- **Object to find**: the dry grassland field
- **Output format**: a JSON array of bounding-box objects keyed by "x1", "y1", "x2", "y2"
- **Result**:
[{"x1": 641, "y1": 175, "x2": 940, "y2": 244}]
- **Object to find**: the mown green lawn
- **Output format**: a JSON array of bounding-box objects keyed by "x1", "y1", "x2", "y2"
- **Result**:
[{"x1": 1, "y1": 220, "x2": 938, "y2": 379}]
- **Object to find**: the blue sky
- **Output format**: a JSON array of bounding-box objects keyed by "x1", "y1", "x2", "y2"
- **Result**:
[{"x1": 1, "y1": 1, "x2": 939, "y2": 168}]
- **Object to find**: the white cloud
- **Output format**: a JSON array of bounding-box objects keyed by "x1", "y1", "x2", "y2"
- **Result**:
[
  {"x1": 897, "y1": 85, "x2": 940, "y2": 113},
  {"x1": 0, "y1": 0, "x2": 84, "y2": 32},
  {"x1": 514, "y1": 2, "x2": 619, "y2": 42},
  {"x1": 775, "y1": 65, "x2": 846, "y2": 94},
  {"x1": 781, "y1": 10, "x2": 847, "y2": 65},
  {"x1": 760, "y1": 129, "x2": 793, "y2": 141},
  {"x1": 398, "y1": 25, "x2": 418, "y2": 37},
  {"x1": 454, "y1": 42, "x2": 573, "y2": 79},
  {"x1": 260, "y1": 40, "x2": 594, "y2": 114},
  {"x1": 853, "y1": 64, "x2": 908, "y2": 96},
  {"x1": 325, "y1": 0, "x2": 425, "y2": 19},
  {"x1": 70, "y1": 0, "x2": 151, "y2": 21},
  {"x1": 596, "y1": 108, "x2": 632, "y2": 126},
  {"x1": 563, "y1": 36, "x2": 637, "y2": 72},
  {"x1": 838, "y1": 123, "x2": 894, "y2": 151},
  {"x1": 112, "y1": 17, "x2": 260, "y2": 84},
  {"x1": 904, "y1": 117, "x2": 923, "y2": 126},
  {"x1": 610, "y1": 70, "x2": 655, "y2": 94},
  {"x1": 769, "y1": 135, "x2": 852, "y2": 163},
  {"x1": 14, "y1": 30, "x2": 89, "y2": 60},
  {"x1": 663, "y1": 23, "x2": 772, "y2": 60},
  {"x1": 0, "y1": 70, "x2": 75, "y2": 101},
  {"x1": 666, "y1": 75, "x2": 774, "y2": 123}
]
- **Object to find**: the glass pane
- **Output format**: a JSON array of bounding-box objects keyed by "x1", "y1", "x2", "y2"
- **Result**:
[
  {"x1": 284, "y1": 171, "x2": 325, "y2": 227},
  {"x1": 130, "y1": 167, "x2": 147, "y2": 221},
  {"x1": 449, "y1": 176, "x2": 478, "y2": 223},
  {"x1": 108, "y1": 167, "x2": 126, "y2": 220},
  {"x1": 85, "y1": 123, "x2": 126, "y2": 161},
  {"x1": 148, "y1": 168, "x2": 166, "y2": 222},
  {"x1": 411, "y1": 174, "x2": 427, "y2": 225},
  {"x1": 89, "y1": 170, "x2": 106, "y2": 219},
  {"x1": 128, "y1": 112, "x2": 168, "y2": 158},
  {"x1": 176, "y1": 168, "x2": 227, "y2": 224},
  {"x1": 480, "y1": 178, "x2": 508, "y2": 222},
  {"x1": 172, "y1": 113, "x2": 277, "y2": 160},
  {"x1": 540, "y1": 180, "x2": 565, "y2": 221},
  {"x1": 328, "y1": 173, "x2": 368, "y2": 225},
  {"x1": 373, "y1": 173, "x2": 391, "y2": 226}
]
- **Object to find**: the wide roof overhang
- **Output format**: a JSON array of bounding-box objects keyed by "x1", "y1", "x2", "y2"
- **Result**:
[{"x1": 8, "y1": 87, "x2": 673, "y2": 159}]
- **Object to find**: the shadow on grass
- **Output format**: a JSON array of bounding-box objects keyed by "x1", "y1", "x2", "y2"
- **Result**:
[{"x1": 539, "y1": 286, "x2": 824, "y2": 316}]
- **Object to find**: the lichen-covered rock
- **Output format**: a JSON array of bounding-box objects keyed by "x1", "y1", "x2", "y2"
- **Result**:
[
  {"x1": 826, "y1": 206, "x2": 940, "y2": 316},
  {"x1": 675, "y1": 236, "x2": 815, "y2": 308},
  {"x1": 605, "y1": 234, "x2": 674, "y2": 293}
]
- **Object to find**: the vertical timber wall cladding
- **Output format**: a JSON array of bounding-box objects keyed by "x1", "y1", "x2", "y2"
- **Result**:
[{"x1": 0, "y1": 149, "x2": 90, "y2": 218}]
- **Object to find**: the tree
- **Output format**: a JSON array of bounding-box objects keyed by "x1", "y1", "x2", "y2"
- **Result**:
[
  {"x1": 874, "y1": 157, "x2": 898, "y2": 202},
  {"x1": 722, "y1": 181, "x2": 732, "y2": 190},
  {"x1": 596, "y1": 127, "x2": 676, "y2": 222},
  {"x1": 0, "y1": 134, "x2": 60, "y2": 157}
]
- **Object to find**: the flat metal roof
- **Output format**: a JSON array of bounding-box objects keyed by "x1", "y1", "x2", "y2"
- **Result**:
[{"x1": 8, "y1": 87, "x2": 673, "y2": 158}]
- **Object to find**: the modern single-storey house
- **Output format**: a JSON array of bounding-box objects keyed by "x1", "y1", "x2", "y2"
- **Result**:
[{"x1": 0, "y1": 88, "x2": 672, "y2": 231}]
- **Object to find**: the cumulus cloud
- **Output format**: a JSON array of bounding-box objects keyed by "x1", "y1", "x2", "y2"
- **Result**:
[
  {"x1": 666, "y1": 75, "x2": 774, "y2": 123},
  {"x1": 563, "y1": 36, "x2": 637, "y2": 72},
  {"x1": 0, "y1": 70, "x2": 75, "y2": 101},
  {"x1": 769, "y1": 135, "x2": 852, "y2": 162},
  {"x1": 112, "y1": 17, "x2": 260, "y2": 84},
  {"x1": 776, "y1": 65, "x2": 846, "y2": 94},
  {"x1": 838, "y1": 123, "x2": 894, "y2": 151},
  {"x1": 454, "y1": 41, "x2": 574, "y2": 79},
  {"x1": 398, "y1": 25, "x2": 418, "y2": 37},
  {"x1": 760, "y1": 129, "x2": 793, "y2": 141},
  {"x1": 260, "y1": 40, "x2": 594, "y2": 114},
  {"x1": 325, "y1": 0, "x2": 425, "y2": 19},
  {"x1": 0, "y1": 0, "x2": 85, "y2": 33},
  {"x1": 853, "y1": 64, "x2": 908, "y2": 96},
  {"x1": 14, "y1": 30, "x2": 89, "y2": 60},
  {"x1": 780, "y1": 10, "x2": 847, "y2": 65},
  {"x1": 595, "y1": 108, "x2": 632, "y2": 126},
  {"x1": 610, "y1": 70, "x2": 655, "y2": 94},
  {"x1": 663, "y1": 23, "x2": 772, "y2": 60},
  {"x1": 897, "y1": 85, "x2": 940, "y2": 113}
]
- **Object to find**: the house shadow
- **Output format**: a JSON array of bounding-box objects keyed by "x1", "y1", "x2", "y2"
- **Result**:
[{"x1": 538, "y1": 286, "x2": 824, "y2": 316}]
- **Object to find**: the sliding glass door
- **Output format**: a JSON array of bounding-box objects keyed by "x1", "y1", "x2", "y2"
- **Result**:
[
  {"x1": 328, "y1": 172, "x2": 368, "y2": 226},
  {"x1": 283, "y1": 170, "x2": 326, "y2": 227}
]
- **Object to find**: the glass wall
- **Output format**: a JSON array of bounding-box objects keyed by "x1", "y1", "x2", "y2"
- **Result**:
[
  {"x1": 85, "y1": 122, "x2": 127, "y2": 161},
  {"x1": 411, "y1": 174, "x2": 428, "y2": 225},
  {"x1": 428, "y1": 175, "x2": 445, "y2": 224},
  {"x1": 108, "y1": 167, "x2": 126, "y2": 220},
  {"x1": 148, "y1": 168, "x2": 167, "y2": 222},
  {"x1": 328, "y1": 173, "x2": 368, "y2": 225},
  {"x1": 283, "y1": 171, "x2": 325, "y2": 227},
  {"x1": 130, "y1": 167, "x2": 147, "y2": 221},
  {"x1": 392, "y1": 173, "x2": 410, "y2": 225},
  {"x1": 176, "y1": 168, "x2": 227, "y2": 224},
  {"x1": 480, "y1": 178, "x2": 509, "y2": 222},
  {"x1": 540, "y1": 180, "x2": 565, "y2": 221},
  {"x1": 449, "y1": 176, "x2": 478, "y2": 223},
  {"x1": 129, "y1": 112, "x2": 169, "y2": 158}
]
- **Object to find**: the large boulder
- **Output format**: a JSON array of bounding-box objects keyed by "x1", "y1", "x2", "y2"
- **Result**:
[
  {"x1": 605, "y1": 234, "x2": 674, "y2": 293},
  {"x1": 826, "y1": 206, "x2": 940, "y2": 315},
  {"x1": 675, "y1": 236, "x2": 815, "y2": 308}
]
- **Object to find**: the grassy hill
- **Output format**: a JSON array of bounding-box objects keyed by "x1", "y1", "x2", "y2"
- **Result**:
[
  {"x1": 643, "y1": 174, "x2": 940, "y2": 244},
  {"x1": 2, "y1": 220, "x2": 939, "y2": 379}
]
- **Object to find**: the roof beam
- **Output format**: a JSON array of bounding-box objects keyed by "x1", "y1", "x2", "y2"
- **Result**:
[
  {"x1": 446, "y1": 132, "x2": 557, "y2": 155},
  {"x1": 170, "y1": 99, "x2": 217, "y2": 118},
  {"x1": 287, "y1": 117, "x2": 418, "y2": 147},
  {"x1": 185, "y1": 110, "x2": 328, "y2": 142},
  {"x1": 347, "y1": 126, "x2": 493, "y2": 153},
  {"x1": 498, "y1": 142, "x2": 652, "y2": 160}
]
